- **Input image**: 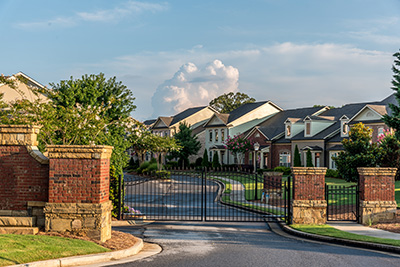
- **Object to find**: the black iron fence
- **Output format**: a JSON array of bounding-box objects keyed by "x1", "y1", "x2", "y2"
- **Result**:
[
  {"x1": 119, "y1": 168, "x2": 291, "y2": 223},
  {"x1": 325, "y1": 184, "x2": 359, "y2": 221}
]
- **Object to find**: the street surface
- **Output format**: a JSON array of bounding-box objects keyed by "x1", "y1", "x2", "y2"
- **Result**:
[{"x1": 107, "y1": 221, "x2": 400, "y2": 267}]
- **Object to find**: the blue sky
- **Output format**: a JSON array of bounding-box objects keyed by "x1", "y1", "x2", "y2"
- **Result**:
[{"x1": 2, "y1": 0, "x2": 400, "y2": 120}]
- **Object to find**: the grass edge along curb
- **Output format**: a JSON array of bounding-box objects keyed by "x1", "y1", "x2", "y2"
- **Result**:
[
  {"x1": 0, "y1": 234, "x2": 110, "y2": 267},
  {"x1": 280, "y1": 223, "x2": 400, "y2": 254}
]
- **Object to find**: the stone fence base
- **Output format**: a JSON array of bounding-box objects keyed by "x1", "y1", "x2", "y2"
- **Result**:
[
  {"x1": 44, "y1": 201, "x2": 112, "y2": 242},
  {"x1": 292, "y1": 200, "x2": 327, "y2": 224},
  {"x1": 359, "y1": 200, "x2": 397, "y2": 225}
]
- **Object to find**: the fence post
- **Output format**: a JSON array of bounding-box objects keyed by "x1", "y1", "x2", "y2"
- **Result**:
[
  {"x1": 117, "y1": 174, "x2": 122, "y2": 220},
  {"x1": 254, "y1": 173, "x2": 258, "y2": 200}
]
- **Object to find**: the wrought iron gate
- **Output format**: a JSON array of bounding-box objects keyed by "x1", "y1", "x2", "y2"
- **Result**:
[
  {"x1": 121, "y1": 169, "x2": 291, "y2": 223},
  {"x1": 325, "y1": 184, "x2": 359, "y2": 221}
]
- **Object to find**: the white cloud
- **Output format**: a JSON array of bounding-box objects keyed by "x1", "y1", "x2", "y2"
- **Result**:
[
  {"x1": 150, "y1": 60, "x2": 239, "y2": 116},
  {"x1": 74, "y1": 43, "x2": 394, "y2": 120},
  {"x1": 16, "y1": 1, "x2": 168, "y2": 29}
]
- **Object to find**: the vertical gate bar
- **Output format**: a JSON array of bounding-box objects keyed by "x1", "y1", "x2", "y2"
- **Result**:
[
  {"x1": 117, "y1": 174, "x2": 122, "y2": 220},
  {"x1": 202, "y1": 168, "x2": 205, "y2": 221},
  {"x1": 288, "y1": 175, "x2": 291, "y2": 224}
]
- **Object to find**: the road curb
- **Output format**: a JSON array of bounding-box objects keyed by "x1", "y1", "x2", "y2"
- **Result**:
[
  {"x1": 9, "y1": 235, "x2": 144, "y2": 267},
  {"x1": 270, "y1": 221, "x2": 400, "y2": 255}
]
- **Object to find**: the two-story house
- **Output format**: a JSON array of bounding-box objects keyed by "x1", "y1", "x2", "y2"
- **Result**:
[
  {"x1": 0, "y1": 72, "x2": 47, "y2": 103},
  {"x1": 203, "y1": 101, "x2": 283, "y2": 165}
]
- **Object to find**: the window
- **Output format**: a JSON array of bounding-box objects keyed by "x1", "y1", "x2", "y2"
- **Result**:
[
  {"x1": 305, "y1": 122, "x2": 311, "y2": 135},
  {"x1": 378, "y1": 127, "x2": 384, "y2": 136},
  {"x1": 255, "y1": 132, "x2": 260, "y2": 138},
  {"x1": 209, "y1": 151, "x2": 213, "y2": 162},
  {"x1": 286, "y1": 125, "x2": 291, "y2": 137},
  {"x1": 164, "y1": 131, "x2": 168, "y2": 137},
  {"x1": 209, "y1": 130, "x2": 213, "y2": 142},
  {"x1": 249, "y1": 152, "x2": 253, "y2": 164},
  {"x1": 279, "y1": 151, "x2": 291, "y2": 167},
  {"x1": 215, "y1": 129, "x2": 219, "y2": 142},
  {"x1": 221, "y1": 129, "x2": 225, "y2": 141},
  {"x1": 343, "y1": 123, "x2": 348, "y2": 135},
  {"x1": 330, "y1": 152, "x2": 338, "y2": 169}
]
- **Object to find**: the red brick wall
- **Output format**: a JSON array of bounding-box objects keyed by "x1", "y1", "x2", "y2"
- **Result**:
[
  {"x1": 358, "y1": 168, "x2": 396, "y2": 201},
  {"x1": 49, "y1": 158, "x2": 110, "y2": 204},
  {"x1": 0, "y1": 146, "x2": 49, "y2": 210},
  {"x1": 271, "y1": 144, "x2": 291, "y2": 168},
  {"x1": 292, "y1": 167, "x2": 326, "y2": 200}
]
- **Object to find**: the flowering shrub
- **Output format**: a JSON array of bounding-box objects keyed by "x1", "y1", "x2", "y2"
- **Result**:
[
  {"x1": 376, "y1": 129, "x2": 400, "y2": 170},
  {"x1": 224, "y1": 134, "x2": 253, "y2": 165},
  {"x1": 122, "y1": 206, "x2": 142, "y2": 215}
]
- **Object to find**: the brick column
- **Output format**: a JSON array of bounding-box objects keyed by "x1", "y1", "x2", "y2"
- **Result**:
[
  {"x1": 0, "y1": 125, "x2": 49, "y2": 215},
  {"x1": 291, "y1": 167, "x2": 327, "y2": 224},
  {"x1": 357, "y1": 167, "x2": 397, "y2": 225},
  {"x1": 44, "y1": 145, "x2": 113, "y2": 242}
]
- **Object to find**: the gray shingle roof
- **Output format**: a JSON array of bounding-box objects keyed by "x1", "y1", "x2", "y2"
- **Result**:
[{"x1": 227, "y1": 101, "x2": 270, "y2": 123}]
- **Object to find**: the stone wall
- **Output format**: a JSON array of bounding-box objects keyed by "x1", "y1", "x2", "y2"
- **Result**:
[
  {"x1": 291, "y1": 167, "x2": 327, "y2": 224},
  {"x1": 358, "y1": 167, "x2": 397, "y2": 225},
  {"x1": 0, "y1": 125, "x2": 49, "y2": 211}
]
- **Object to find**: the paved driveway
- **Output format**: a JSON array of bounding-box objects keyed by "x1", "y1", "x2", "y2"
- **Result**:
[{"x1": 109, "y1": 221, "x2": 400, "y2": 267}]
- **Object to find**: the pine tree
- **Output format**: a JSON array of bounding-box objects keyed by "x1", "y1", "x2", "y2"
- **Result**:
[
  {"x1": 212, "y1": 152, "x2": 221, "y2": 168},
  {"x1": 383, "y1": 50, "x2": 400, "y2": 138},
  {"x1": 306, "y1": 149, "x2": 314, "y2": 167},
  {"x1": 294, "y1": 145, "x2": 301, "y2": 167},
  {"x1": 202, "y1": 149, "x2": 210, "y2": 167}
]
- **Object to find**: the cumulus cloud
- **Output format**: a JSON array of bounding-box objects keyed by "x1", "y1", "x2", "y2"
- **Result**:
[{"x1": 151, "y1": 60, "x2": 239, "y2": 116}]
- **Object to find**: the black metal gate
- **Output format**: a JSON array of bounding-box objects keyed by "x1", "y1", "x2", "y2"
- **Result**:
[
  {"x1": 121, "y1": 169, "x2": 291, "y2": 223},
  {"x1": 325, "y1": 184, "x2": 359, "y2": 221}
]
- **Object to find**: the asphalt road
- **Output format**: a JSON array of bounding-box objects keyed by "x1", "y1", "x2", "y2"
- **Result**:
[{"x1": 109, "y1": 221, "x2": 400, "y2": 267}]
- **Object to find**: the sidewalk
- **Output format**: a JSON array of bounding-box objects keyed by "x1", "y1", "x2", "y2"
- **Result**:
[{"x1": 327, "y1": 221, "x2": 400, "y2": 240}]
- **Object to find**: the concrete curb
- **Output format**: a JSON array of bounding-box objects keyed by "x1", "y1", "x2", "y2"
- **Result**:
[
  {"x1": 272, "y1": 221, "x2": 400, "y2": 255},
  {"x1": 9, "y1": 236, "x2": 144, "y2": 267}
]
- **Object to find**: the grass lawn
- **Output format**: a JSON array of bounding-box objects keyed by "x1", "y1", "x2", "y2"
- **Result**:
[
  {"x1": 0, "y1": 234, "x2": 109, "y2": 266},
  {"x1": 290, "y1": 224, "x2": 400, "y2": 247}
]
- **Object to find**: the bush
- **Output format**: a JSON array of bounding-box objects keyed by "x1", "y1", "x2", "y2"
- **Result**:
[
  {"x1": 165, "y1": 161, "x2": 179, "y2": 169},
  {"x1": 195, "y1": 157, "x2": 203, "y2": 167},
  {"x1": 212, "y1": 153, "x2": 221, "y2": 168},
  {"x1": 136, "y1": 161, "x2": 151, "y2": 174},
  {"x1": 325, "y1": 169, "x2": 339, "y2": 178},
  {"x1": 143, "y1": 163, "x2": 158, "y2": 173},
  {"x1": 257, "y1": 168, "x2": 274, "y2": 175},
  {"x1": 273, "y1": 166, "x2": 291, "y2": 175},
  {"x1": 128, "y1": 157, "x2": 139, "y2": 170},
  {"x1": 155, "y1": 170, "x2": 171, "y2": 179}
]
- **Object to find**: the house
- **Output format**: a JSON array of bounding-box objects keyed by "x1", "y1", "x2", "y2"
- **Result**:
[
  {"x1": 203, "y1": 100, "x2": 283, "y2": 165},
  {"x1": 244, "y1": 106, "x2": 328, "y2": 169},
  {"x1": 0, "y1": 72, "x2": 47, "y2": 103}
]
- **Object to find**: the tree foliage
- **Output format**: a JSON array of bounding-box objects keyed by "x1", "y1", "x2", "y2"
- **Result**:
[
  {"x1": 212, "y1": 152, "x2": 221, "y2": 168},
  {"x1": 383, "y1": 50, "x2": 400, "y2": 139},
  {"x1": 168, "y1": 123, "x2": 201, "y2": 168},
  {"x1": 224, "y1": 134, "x2": 252, "y2": 165},
  {"x1": 294, "y1": 145, "x2": 301, "y2": 167},
  {"x1": 306, "y1": 149, "x2": 313, "y2": 167},
  {"x1": 333, "y1": 123, "x2": 378, "y2": 182},
  {"x1": 209, "y1": 92, "x2": 256, "y2": 113},
  {"x1": 202, "y1": 149, "x2": 210, "y2": 167}
]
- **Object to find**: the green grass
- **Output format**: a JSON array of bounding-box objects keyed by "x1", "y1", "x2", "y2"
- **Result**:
[
  {"x1": 221, "y1": 195, "x2": 285, "y2": 215},
  {"x1": 325, "y1": 177, "x2": 356, "y2": 186},
  {"x1": 0, "y1": 234, "x2": 109, "y2": 266},
  {"x1": 396, "y1": 181, "x2": 400, "y2": 208},
  {"x1": 290, "y1": 224, "x2": 400, "y2": 247}
]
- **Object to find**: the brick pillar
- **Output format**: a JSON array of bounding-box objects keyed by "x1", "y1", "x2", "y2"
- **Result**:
[
  {"x1": 0, "y1": 125, "x2": 49, "y2": 216},
  {"x1": 44, "y1": 145, "x2": 113, "y2": 242},
  {"x1": 291, "y1": 167, "x2": 327, "y2": 224},
  {"x1": 357, "y1": 167, "x2": 397, "y2": 225}
]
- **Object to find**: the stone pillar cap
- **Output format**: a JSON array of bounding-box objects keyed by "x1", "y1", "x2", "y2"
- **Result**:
[
  {"x1": 291, "y1": 167, "x2": 327, "y2": 175},
  {"x1": 357, "y1": 167, "x2": 397, "y2": 176},
  {"x1": 47, "y1": 145, "x2": 114, "y2": 159}
]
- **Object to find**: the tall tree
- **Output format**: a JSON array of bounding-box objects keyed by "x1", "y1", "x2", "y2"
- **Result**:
[
  {"x1": 168, "y1": 123, "x2": 201, "y2": 168},
  {"x1": 383, "y1": 50, "x2": 400, "y2": 139},
  {"x1": 202, "y1": 149, "x2": 210, "y2": 167},
  {"x1": 209, "y1": 92, "x2": 256, "y2": 113},
  {"x1": 294, "y1": 145, "x2": 301, "y2": 167},
  {"x1": 212, "y1": 152, "x2": 221, "y2": 168},
  {"x1": 306, "y1": 149, "x2": 313, "y2": 167}
]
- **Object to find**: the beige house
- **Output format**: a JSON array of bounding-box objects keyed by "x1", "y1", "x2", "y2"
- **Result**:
[{"x1": 0, "y1": 72, "x2": 47, "y2": 103}]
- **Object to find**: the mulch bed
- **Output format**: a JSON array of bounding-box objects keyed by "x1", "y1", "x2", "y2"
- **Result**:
[{"x1": 37, "y1": 230, "x2": 138, "y2": 251}]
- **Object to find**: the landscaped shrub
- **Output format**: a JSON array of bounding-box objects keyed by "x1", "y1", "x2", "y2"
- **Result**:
[
  {"x1": 165, "y1": 161, "x2": 179, "y2": 169},
  {"x1": 257, "y1": 168, "x2": 274, "y2": 175},
  {"x1": 136, "y1": 161, "x2": 151, "y2": 174},
  {"x1": 273, "y1": 166, "x2": 291, "y2": 175},
  {"x1": 155, "y1": 170, "x2": 171, "y2": 179},
  {"x1": 143, "y1": 163, "x2": 158, "y2": 173},
  {"x1": 195, "y1": 157, "x2": 203, "y2": 167},
  {"x1": 325, "y1": 169, "x2": 340, "y2": 178},
  {"x1": 212, "y1": 153, "x2": 221, "y2": 168}
]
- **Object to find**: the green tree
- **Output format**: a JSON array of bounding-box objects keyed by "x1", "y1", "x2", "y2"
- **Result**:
[
  {"x1": 202, "y1": 149, "x2": 210, "y2": 167},
  {"x1": 224, "y1": 134, "x2": 252, "y2": 166},
  {"x1": 209, "y1": 92, "x2": 256, "y2": 113},
  {"x1": 306, "y1": 149, "x2": 313, "y2": 167},
  {"x1": 212, "y1": 152, "x2": 221, "y2": 168},
  {"x1": 168, "y1": 123, "x2": 201, "y2": 168},
  {"x1": 294, "y1": 145, "x2": 301, "y2": 167},
  {"x1": 383, "y1": 50, "x2": 400, "y2": 139},
  {"x1": 333, "y1": 123, "x2": 378, "y2": 182}
]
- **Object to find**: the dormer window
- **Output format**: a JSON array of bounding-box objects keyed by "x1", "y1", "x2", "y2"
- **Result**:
[
  {"x1": 305, "y1": 122, "x2": 311, "y2": 136},
  {"x1": 286, "y1": 125, "x2": 291, "y2": 137},
  {"x1": 343, "y1": 123, "x2": 348, "y2": 135},
  {"x1": 340, "y1": 115, "x2": 349, "y2": 137}
]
